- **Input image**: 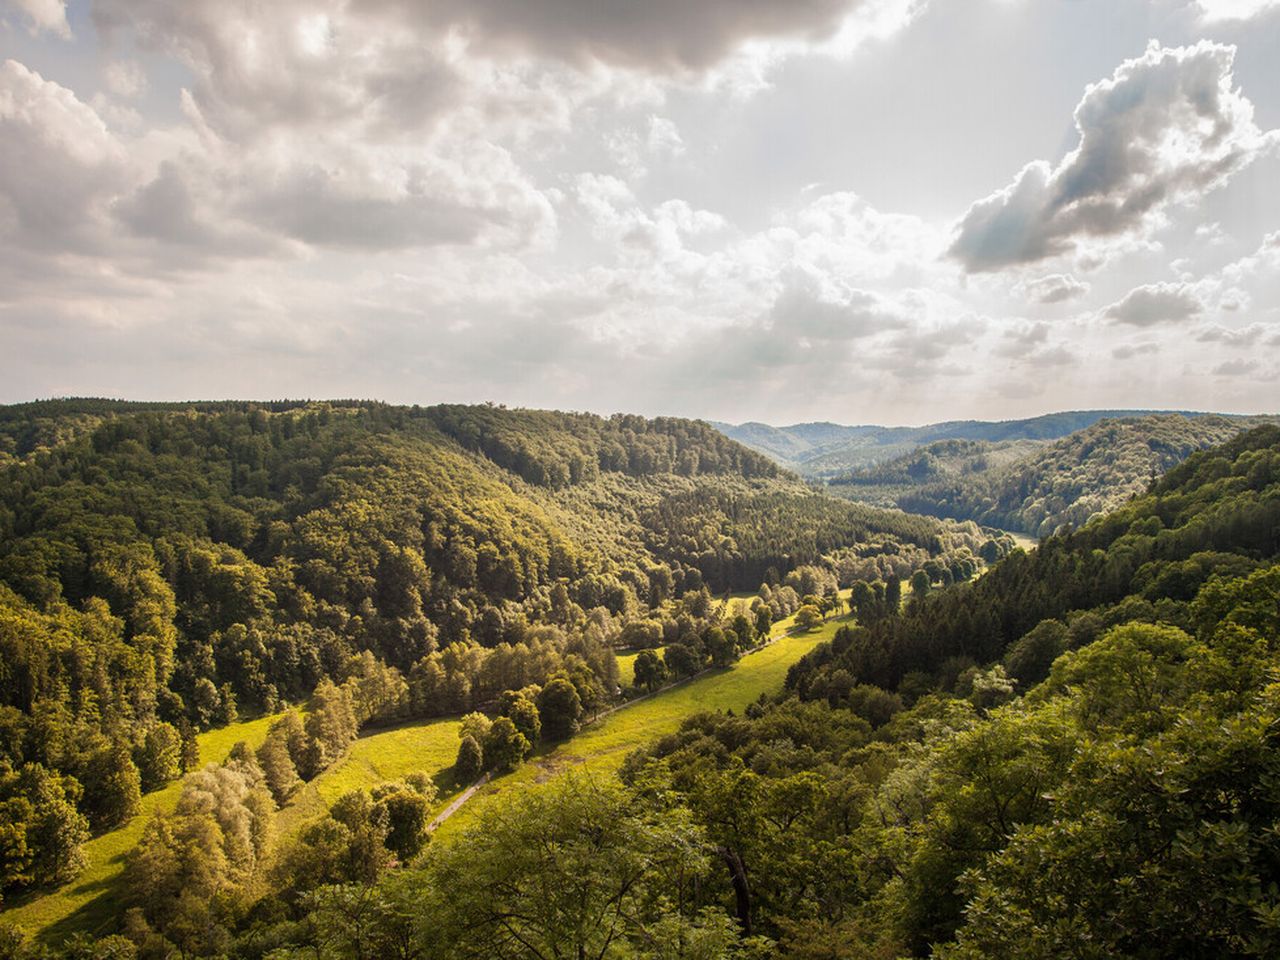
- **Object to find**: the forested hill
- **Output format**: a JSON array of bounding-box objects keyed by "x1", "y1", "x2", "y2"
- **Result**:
[
  {"x1": 0, "y1": 399, "x2": 988, "y2": 907},
  {"x1": 714, "y1": 408, "x2": 1207, "y2": 475},
  {"x1": 829, "y1": 413, "x2": 1274, "y2": 536},
  {"x1": 33, "y1": 422, "x2": 1277, "y2": 959}
]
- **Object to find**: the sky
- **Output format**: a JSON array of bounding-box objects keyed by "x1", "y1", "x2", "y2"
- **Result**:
[{"x1": 2, "y1": 0, "x2": 1280, "y2": 426}]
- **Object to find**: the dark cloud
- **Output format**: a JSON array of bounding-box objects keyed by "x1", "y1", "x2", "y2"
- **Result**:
[
  {"x1": 357, "y1": 0, "x2": 875, "y2": 71},
  {"x1": 949, "y1": 41, "x2": 1274, "y2": 272},
  {"x1": 1104, "y1": 282, "x2": 1204, "y2": 326}
]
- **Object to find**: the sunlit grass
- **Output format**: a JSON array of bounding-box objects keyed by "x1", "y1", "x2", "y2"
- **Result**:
[
  {"x1": 433, "y1": 600, "x2": 849, "y2": 840},
  {"x1": 5, "y1": 713, "x2": 282, "y2": 939}
]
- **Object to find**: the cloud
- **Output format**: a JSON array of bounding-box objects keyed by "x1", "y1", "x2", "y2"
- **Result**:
[
  {"x1": 1113, "y1": 342, "x2": 1161, "y2": 360},
  {"x1": 1019, "y1": 273, "x2": 1089, "y2": 304},
  {"x1": 1194, "y1": 322, "x2": 1272, "y2": 347},
  {"x1": 103, "y1": 59, "x2": 147, "y2": 99},
  {"x1": 4, "y1": 0, "x2": 69, "y2": 37},
  {"x1": 767, "y1": 269, "x2": 904, "y2": 342},
  {"x1": 358, "y1": 0, "x2": 920, "y2": 72},
  {"x1": 1103, "y1": 282, "x2": 1205, "y2": 326},
  {"x1": 1196, "y1": 1, "x2": 1280, "y2": 22},
  {"x1": 0, "y1": 59, "x2": 128, "y2": 251},
  {"x1": 1212, "y1": 357, "x2": 1260, "y2": 375},
  {"x1": 949, "y1": 41, "x2": 1277, "y2": 272}
]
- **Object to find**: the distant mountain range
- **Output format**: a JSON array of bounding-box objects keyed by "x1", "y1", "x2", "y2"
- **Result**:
[{"x1": 713, "y1": 410, "x2": 1247, "y2": 477}]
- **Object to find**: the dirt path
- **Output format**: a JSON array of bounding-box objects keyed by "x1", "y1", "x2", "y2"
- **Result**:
[{"x1": 428, "y1": 772, "x2": 492, "y2": 832}]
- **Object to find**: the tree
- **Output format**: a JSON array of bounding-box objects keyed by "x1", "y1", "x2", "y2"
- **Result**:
[
  {"x1": 794, "y1": 605, "x2": 823, "y2": 632},
  {"x1": 910, "y1": 569, "x2": 932, "y2": 601},
  {"x1": 754, "y1": 603, "x2": 773, "y2": 641},
  {"x1": 1003, "y1": 619, "x2": 1068, "y2": 686},
  {"x1": 256, "y1": 728, "x2": 302, "y2": 803},
  {"x1": 81, "y1": 739, "x2": 142, "y2": 831},
  {"x1": 537, "y1": 678, "x2": 582, "y2": 741},
  {"x1": 663, "y1": 643, "x2": 702, "y2": 679},
  {"x1": 483, "y1": 717, "x2": 531, "y2": 773},
  {"x1": 458, "y1": 711, "x2": 492, "y2": 745},
  {"x1": 632, "y1": 649, "x2": 667, "y2": 693},
  {"x1": 303, "y1": 680, "x2": 358, "y2": 778},
  {"x1": 502, "y1": 695, "x2": 541, "y2": 746},
  {"x1": 705, "y1": 627, "x2": 738, "y2": 668},
  {"x1": 411, "y1": 774, "x2": 712, "y2": 960},
  {"x1": 373, "y1": 786, "x2": 431, "y2": 863},
  {"x1": 455, "y1": 735, "x2": 484, "y2": 783},
  {"x1": 136, "y1": 722, "x2": 183, "y2": 792},
  {"x1": 0, "y1": 761, "x2": 90, "y2": 893}
]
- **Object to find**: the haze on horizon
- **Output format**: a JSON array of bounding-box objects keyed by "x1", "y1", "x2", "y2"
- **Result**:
[{"x1": 2, "y1": 0, "x2": 1280, "y2": 425}]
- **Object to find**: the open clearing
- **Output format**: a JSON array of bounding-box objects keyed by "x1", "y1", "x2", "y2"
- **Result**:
[{"x1": 433, "y1": 607, "x2": 848, "y2": 839}]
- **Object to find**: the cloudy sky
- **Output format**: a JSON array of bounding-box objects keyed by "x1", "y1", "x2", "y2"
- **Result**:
[{"x1": 2, "y1": 0, "x2": 1280, "y2": 425}]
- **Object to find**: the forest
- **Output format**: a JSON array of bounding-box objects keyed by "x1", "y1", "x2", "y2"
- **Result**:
[
  {"x1": 827, "y1": 413, "x2": 1274, "y2": 536},
  {"x1": 4, "y1": 404, "x2": 1278, "y2": 959},
  {"x1": 0, "y1": 400, "x2": 992, "y2": 920}
]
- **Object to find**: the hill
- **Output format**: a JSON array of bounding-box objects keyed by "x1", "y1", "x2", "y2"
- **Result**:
[
  {"x1": 49, "y1": 423, "x2": 1280, "y2": 960},
  {"x1": 0, "y1": 399, "x2": 988, "y2": 912},
  {"x1": 715, "y1": 409, "x2": 1237, "y2": 476},
  {"x1": 830, "y1": 413, "x2": 1275, "y2": 536}
]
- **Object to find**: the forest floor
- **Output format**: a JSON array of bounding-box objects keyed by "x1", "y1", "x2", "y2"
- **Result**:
[{"x1": 8, "y1": 597, "x2": 846, "y2": 942}]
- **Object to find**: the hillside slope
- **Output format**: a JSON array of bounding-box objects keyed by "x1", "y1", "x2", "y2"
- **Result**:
[
  {"x1": 0, "y1": 399, "x2": 981, "y2": 907},
  {"x1": 77, "y1": 424, "x2": 1280, "y2": 960},
  {"x1": 830, "y1": 413, "x2": 1273, "y2": 536},
  {"x1": 716, "y1": 409, "x2": 1235, "y2": 476}
]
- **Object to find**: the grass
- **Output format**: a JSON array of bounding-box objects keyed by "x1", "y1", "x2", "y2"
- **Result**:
[
  {"x1": 4, "y1": 713, "x2": 282, "y2": 940},
  {"x1": 433, "y1": 604, "x2": 849, "y2": 840},
  {"x1": 275, "y1": 716, "x2": 462, "y2": 839},
  {"x1": 615, "y1": 646, "x2": 665, "y2": 688}
]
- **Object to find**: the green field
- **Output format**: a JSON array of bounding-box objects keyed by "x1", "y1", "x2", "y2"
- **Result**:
[
  {"x1": 434, "y1": 607, "x2": 848, "y2": 839},
  {"x1": 7, "y1": 600, "x2": 847, "y2": 942},
  {"x1": 615, "y1": 646, "x2": 665, "y2": 687},
  {"x1": 5, "y1": 713, "x2": 282, "y2": 939},
  {"x1": 276, "y1": 717, "x2": 463, "y2": 839}
]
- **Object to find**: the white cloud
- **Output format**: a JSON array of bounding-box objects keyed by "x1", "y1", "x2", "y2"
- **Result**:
[
  {"x1": 0, "y1": 59, "x2": 128, "y2": 250},
  {"x1": 1196, "y1": 1, "x2": 1280, "y2": 22},
  {"x1": 103, "y1": 59, "x2": 147, "y2": 99},
  {"x1": 1019, "y1": 273, "x2": 1089, "y2": 304},
  {"x1": 1103, "y1": 281, "x2": 1205, "y2": 326},
  {"x1": 949, "y1": 41, "x2": 1277, "y2": 272},
  {"x1": 4, "y1": 0, "x2": 69, "y2": 38}
]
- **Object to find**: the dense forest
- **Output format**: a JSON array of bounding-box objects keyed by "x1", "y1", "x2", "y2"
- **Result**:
[
  {"x1": 8, "y1": 422, "x2": 1272, "y2": 958},
  {"x1": 0, "y1": 399, "x2": 991, "y2": 911},
  {"x1": 715, "y1": 409, "x2": 1202, "y2": 476},
  {"x1": 828, "y1": 413, "x2": 1273, "y2": 536},
  {"x1": 8, "y1": 405, "x2": 1278, "y2": 959},
  {"x1": 2, "y1": 418, "x2": 1275, "y2": 957}
]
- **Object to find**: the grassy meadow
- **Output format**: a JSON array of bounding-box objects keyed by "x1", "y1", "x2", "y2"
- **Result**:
[{"x1": 434, "y1": 602, "x2": 849, "y2": 839}]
